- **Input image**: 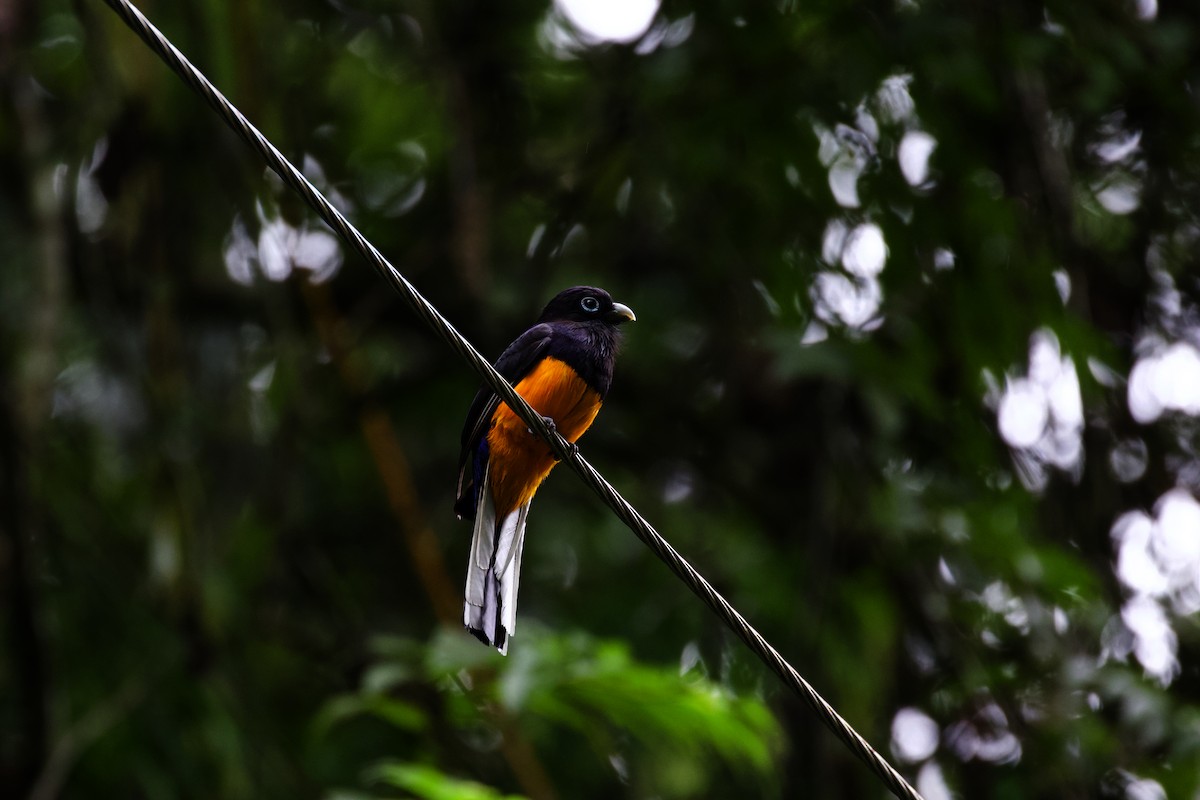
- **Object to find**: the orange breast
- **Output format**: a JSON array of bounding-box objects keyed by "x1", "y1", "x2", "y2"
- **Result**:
[{"x1": 486, "y1": 357, "x2": 602, "y2": 517}]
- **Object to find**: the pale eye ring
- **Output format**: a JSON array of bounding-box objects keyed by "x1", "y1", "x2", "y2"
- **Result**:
[{"x1": 580, "y1": 296, "x2": 601, "y2": 313}]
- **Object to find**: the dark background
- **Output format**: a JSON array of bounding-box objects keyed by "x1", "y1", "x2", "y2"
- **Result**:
[{"x1": 3, "y1": 0, "x2": 1200, "y2": 797}]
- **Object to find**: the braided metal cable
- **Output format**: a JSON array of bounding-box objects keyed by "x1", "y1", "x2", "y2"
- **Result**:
[{"x1": 96, "y1": 2, "x2": 924, "y2": 798}]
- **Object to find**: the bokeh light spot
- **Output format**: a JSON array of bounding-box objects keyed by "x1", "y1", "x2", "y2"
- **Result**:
[
  {"x1": 899, "y1": 130, "x2": 936, "y2": 187},
  {"x1": 556, "y1": 0, "x2": 659, "y2": 43},
  {"x1": 842, "y1": 223, "x2": 887, "y2": 278},
  {"x1": 998, "y1": 379, "x2": 1048, "y2": 449},
  {"x1": 891, "y1": 707, "x2": 939, "y2": 763},
  {"x1": 1128, "y1": 340, "x2": 1200, "y2": 423}
]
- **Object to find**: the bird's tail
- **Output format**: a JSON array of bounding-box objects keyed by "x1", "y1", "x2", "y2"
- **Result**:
[{"x1": 463, "y1": 464, "x2": 529, "y2": 655}]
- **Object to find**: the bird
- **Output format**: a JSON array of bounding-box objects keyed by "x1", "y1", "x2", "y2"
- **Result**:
[{"x1": 455, "y1": 286, "x2": 635, "y2": 654}]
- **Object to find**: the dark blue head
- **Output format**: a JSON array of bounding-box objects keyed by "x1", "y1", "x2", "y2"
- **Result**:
[{"x1": 537, "y1": 287, "x2": 636, "y2": 326}]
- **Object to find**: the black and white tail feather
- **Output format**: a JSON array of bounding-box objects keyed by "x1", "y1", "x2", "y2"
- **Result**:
[{"x1": 463, "y1": 463, "x2": 529, "y2": 655}]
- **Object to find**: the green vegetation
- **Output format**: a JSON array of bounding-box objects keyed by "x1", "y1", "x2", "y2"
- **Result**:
[{"x1": 3, "y1": 0, "x2": 1200, "y2": 798}]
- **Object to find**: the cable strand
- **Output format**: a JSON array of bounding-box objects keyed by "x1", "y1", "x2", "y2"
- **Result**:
[{"x1": 94, "y1": 2, "x2": 924, "y2": 798}]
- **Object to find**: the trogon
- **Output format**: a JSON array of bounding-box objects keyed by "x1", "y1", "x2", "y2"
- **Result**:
[{"x1": 455, "y1": 286, "x2": 635, "y2": 654}]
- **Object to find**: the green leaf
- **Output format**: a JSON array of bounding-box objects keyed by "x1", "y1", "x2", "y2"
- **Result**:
[
  {"x1": 368, "y1": 761, "x2": 526, "y2": 800},
  {"x1": 312, "y1": 693, "x2": 426, "y2": 740}
]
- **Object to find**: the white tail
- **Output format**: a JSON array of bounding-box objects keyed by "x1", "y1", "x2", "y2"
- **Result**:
[{"x1": 463, "y1": 464, "x2": 530, "y2": 655}]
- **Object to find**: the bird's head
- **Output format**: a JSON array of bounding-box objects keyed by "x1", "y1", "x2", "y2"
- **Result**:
[{"x1": 537, "y1": 286, "x2": 636, "y2": 326}]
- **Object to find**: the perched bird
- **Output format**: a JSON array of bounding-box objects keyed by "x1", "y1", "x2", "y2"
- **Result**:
[{"x1": 455, "y1": 286, "x2": 635, "y2": 654}]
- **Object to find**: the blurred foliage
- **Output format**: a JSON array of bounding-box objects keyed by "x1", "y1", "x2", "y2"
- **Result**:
[
  {"x1": 313, "y1": 628, "x2": 778, "y2": 798},
  {"x1": 3, "y1": 0, "x2": 1200, "y2": 798}
]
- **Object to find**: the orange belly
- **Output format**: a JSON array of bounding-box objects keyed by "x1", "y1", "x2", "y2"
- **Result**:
[{"x1": 486, "y1": 357, "x2": 602, "y2": 517}]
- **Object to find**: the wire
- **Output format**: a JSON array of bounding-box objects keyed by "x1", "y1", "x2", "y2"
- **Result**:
[{"x1": 95, "y1": 2, "x2": 925, "y2": 798}]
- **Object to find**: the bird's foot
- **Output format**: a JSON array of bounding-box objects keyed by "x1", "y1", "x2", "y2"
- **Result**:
[
  {"x1": 550, "y1": 440, "x2": 579, "y2": 463},
  {"x1": 527, "y1": 416, "x2": 578, "y2": 460}
]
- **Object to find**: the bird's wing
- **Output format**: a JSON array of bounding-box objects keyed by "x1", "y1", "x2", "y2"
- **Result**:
[{"x1": 455, "y1": 323, "x2": 555, "y2": 514}]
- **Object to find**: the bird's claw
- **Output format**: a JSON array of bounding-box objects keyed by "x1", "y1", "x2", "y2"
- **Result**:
[
  {"x1": 550, "y1": 440, "x2": 578, "y2": 463},
  {"x1": 526, "y1": 416, "x2": 578, "y2": 461}
]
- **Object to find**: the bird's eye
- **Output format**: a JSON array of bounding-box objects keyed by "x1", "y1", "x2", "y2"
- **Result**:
[{"x1": 580, "y1": 296, "x2": 601, "y2": 313}]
